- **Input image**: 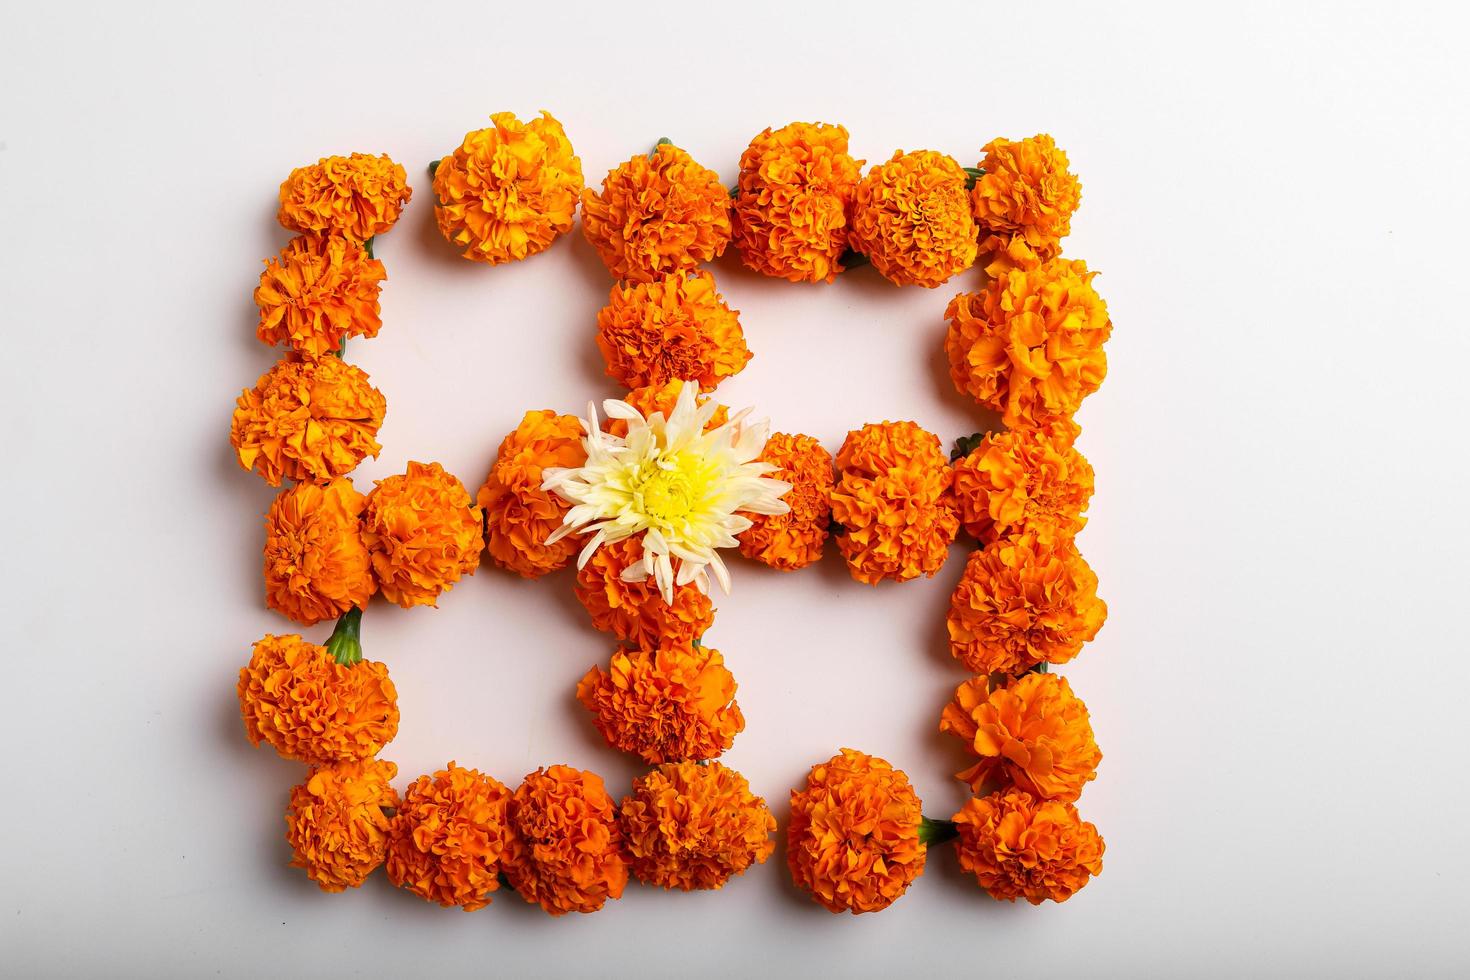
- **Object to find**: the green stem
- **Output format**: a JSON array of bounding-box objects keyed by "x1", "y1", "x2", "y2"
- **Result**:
[
  {"x1": 652, "y1": 137, "x2": 672, "y2": 156},
  {"x1": 919, "y1": 816, "x2": 959, "y2": 847},
  {"x1": 950, "y1": 430, "x2": 991, "y2": 462},
  {"x1": 325, "y1": 607, "x2": 364, "y2": 666},
  {"x1": 963, "y1": 166, "x2": 985, "y2": 190},
  {"x1": 427, "y1": 159, "x2": 440, "y2": 179},
  {"x1": 363, "y1": 236, "x2": 375, "y2": 259}
]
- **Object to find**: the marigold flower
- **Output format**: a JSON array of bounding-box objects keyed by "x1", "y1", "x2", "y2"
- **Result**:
[
  {"x1": 619, "y1": 761, "x2": 775, "y2": 890},
  {"x1": 277, "y1": 153, "x2": 411, "y2": 243},
  {"x1": 503, "y1": 766, "x2": 628, "y2": 916},
  {"x1": 576, "y1": 641, "x2": 744, "y2": 764},
  {"x1": 952, "y1": 422, "x2": 1094, "y2": 546},
  {"x1": 477, "y1": 410, "x2": 587, "y2": 578},
  {"x1": 432, "y1": 111, "x2": 582, "y2": 265},
  {"x1": 581, "y1": 142, "x2": 731, "y2": 282},
  {"x1": 971, "y1": 134, "x2": 1081, "y2": 276},
  {"x1": 237, "y1": 633, "x2": 398, "y2": 764},
  {"x1": 608, "y1": 380, "x2": 728, "y2": 436},
  {"x1": 737, "y1": 432, "x2": 833, "y2": 570},
  {"x1": 952, "y1": 788, "x2": 1104, "y2": 904},
  {"x1": 286, "y1": 758, "x2": 399, "y2": 892},
  {"x1": 947, "y1": 532, "x2": 1106, "y2": 674},
  {"x1": 945, "y1": 258, "x2": 1112, "y2": 428},
  {"x1": 731, "y1": 121, "x2": 864, "y2": 283},
  {"x1": 263, "y1": 478, "x2": 375, "y2": 626},
  {"x1": 573, "y1": 536, "x2": 715, "y2": 647},
  {"x1": 787, "y1": 748, "x2": 925, "y2": 914},
  {"x1": 254, "y1": 234, "x2": 385, "y2": 359},
  {"x1": 386, "y1": 762, "x2": 515, "y2": 911},
  {"x1": 362, "y1": 461, "x2": 483, "y2": 608},
  {"x1": 831, "y1": 421, "x2": 959, "y2": 584},
  {"x1": 940, "y1": 672, "x2": 1101, "y2": 801},
  {"x1": 595, "y1": 272, "x2": 751, "y2": 391},
  {"x1": 230, "y1": 355, "x2": 386, "y2": 487},
  {"x1": 848, "y1": 150, "x2": 977, "y2": 288}
]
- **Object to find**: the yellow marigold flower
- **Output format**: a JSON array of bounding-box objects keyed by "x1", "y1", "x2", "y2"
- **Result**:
[
  {"x1": 576, "y1": 641, "x2": 744, "y2": 764},
  {"x1": 581, "y1": 141, "x2": 731, "y2": 282},
  {"x1": 230, "y1": 355, "x2": 386, "y2": 487},
  {"x1": 477, "y1": 410, "x2": 587, "y2": 578},
  {"x1": 504, "y1": 766, "x2": 629, "y2": 916},
  {"x1": 848, "y1": 150, "x2": 977, "y2": 288},
  {"x1": 737, "y1": 432, "x2": 833, "y2": 570},
  {"x1": 277, "y1": 152, "x2": 411, "y2": 243},
  {"x1": 286, "y1": 758, "x2": 399, "y2": 892},
  {"x1": 945, "y1": 258, "x2": 1112, "y2": 428},
  {"x1": 831, "y1": 421, "x2": 959, "y2": 584},
  {"x1": 255, "y1": 234, "x2": 385, "y2": 359},
  {"x1": 731, "y1": 121, "x2": 863, "y2": 283},
  {"x1": 947, "y1": 531, "x2": 1106, "y2": 674},
  {"x1": 263, "y1": 478, "x2": 375, "y2": 626},
  {"x1": 386, "y1": 762, "x2": 515, "y2": 911},
  {"x1": 619, "y1": 761, "x2": 775, "y2": 890},
  {"x1": 362, "y1": 461, "x2": 483, "y2": 608},
  {"x1": 951, "y1": 422, "x2": 1094, "y2": 546},
  {"x1": 971, "y1": 134, "x2": 1081, "y2": 276},
  {"x1": 595, "y1": 272, "x2": 751, "y2": 391},
  {"x1": 940, "y1": 672, "x2": 1101, "y2": 801},
  {"x1": 573, "y1": 534, "x2": 715, "y2": 649},
  {"x1": 952, "y1": 788, "x2": 1104, "y2": 904},
  {"x1": 787, "y1": 748, "x2": 925, "y2": 914},
  {"x1": 432, "y1": 111, "x2": 582, "y2": 265},
  {"x1": 236, "y1": 633, "x2": 398, "y2": 764}
]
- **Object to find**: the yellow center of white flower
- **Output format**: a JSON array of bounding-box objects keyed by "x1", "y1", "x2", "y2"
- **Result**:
[{"x1": 635, "y1": 453, "x2": 709, "y2": 525}]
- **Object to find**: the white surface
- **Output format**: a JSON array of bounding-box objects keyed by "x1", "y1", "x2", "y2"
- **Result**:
[{"x1": 2, "y1": 1, "x2": 1467, "y2": 976}]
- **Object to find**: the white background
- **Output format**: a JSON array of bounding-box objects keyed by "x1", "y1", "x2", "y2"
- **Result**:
[{"x1": 2, "y1": 1, "x2": 1467, "y2": 977}]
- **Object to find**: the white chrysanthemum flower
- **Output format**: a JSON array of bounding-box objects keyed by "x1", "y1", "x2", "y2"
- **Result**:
[{"x1": 543, "y1": 381, "x2": 791, "y2": 603}]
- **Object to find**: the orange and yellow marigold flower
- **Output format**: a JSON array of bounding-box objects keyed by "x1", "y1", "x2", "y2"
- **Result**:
[
  {"x1": 230, "y1": 355, "x2": 386, "y2": 487},
  {"x1": 285, "y1": 758, "x2": 399, "y2": 893},
  {"x1": 595, "y1": 272, "x2": 751, "y2": 392},
  {"x1": 277, "y1": 152, "x2": 411, "y2": 243},
  {"x1": 831, "y1": 421, "x2": 959, "y2": 584},
  {"x1": 255, "y1": 234, "x2": 385, "y2": 359},
  {"x1": 581, "y1": 141, "x2": 731, "y2": 282},
  {"x1": 940, "y1": 672, "x2": 1101, "y2": 801},
  {"x1": 262, "y1": 478, "x2": 375, "y2": 626},
  {"x1": 848, "y1": 150, "x2": 977, "y2": 288},
  {"x1": 731, "y1": 121, "x2": 864, "y2": 283},
  {"x1": 576, "y1": 641, "x2": 744, "y2": 764},
  {"x1": 477, "y1": 410, "x2": 587, "y2": 578},
  {"x1": 952, "y1": 788, "x2": 1104, "y2": 904},
  {"x1": 237, "y1": 633, "x2": 398, "y2": 764},
  {"x1": 970, "y1": 134, "x2": 1081, "y2": 276},
  {"x1": 362, "y1": 461, "x2": 483, "y2": 608},
  {"x1": 573, "y1": 535, "x2": 715, "y2": 648},
  {"x1": 737, "y1": 432, "x2": 833, "y2": 570},
  {"x1": 432, "y1": 111, "x2": 583, "y2": 265},
  {"x1": 619, "y1": 761, "x2": 775, "y2": 890},
  {"x1": 951, "y1": 422, "x2": 1094, "y2": 546},
  {"x1": 503, "y1": 766, "x2": 629, "y2": 916},
  {"x1": 386, "y1": 762, "x2": 515, "y2": 911}
]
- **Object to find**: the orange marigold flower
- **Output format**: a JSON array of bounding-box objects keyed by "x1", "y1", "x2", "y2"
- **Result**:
[
  {"x1": 737, "y1": 432, "x2": 832, "y2": 570},
  {"x1": 503, "y1": 766, "x2": 629, "y2": 916},
  {"x1": 951, "y1": 422, "x2": 1094, "y2": 546},
  {"x1": 947, "y1": 532, "x2": 1106, "y2": 674},
  {"x1": 731, "y1": 121, "x2": 864, "y2": 283},
  {"x1": 286, "y1": 758, "x2": 399, "y2": 892},
  {"x1": 237, "y1": 633, "x2": 398, "y2": 764},
  {"x1": 576, "y1": 641, "x2": 744, "y2": 764},
  {"x1": 362, "y1": 461, "x2": 483, "y2": 608},
  {"x1": 595, "y1": 272, "x2": 751, "y2": 392},
  {"x1": 952, "y1": 788, "x2": 1104, "y2": 904},
  {"x1": 432, "y1": 111, "x2": 582, "y2": 265},
  {"x1": 945, "y1": 258, "x2": 1112, "y2": 428},
  {"x1": 385, "y1": 762, "x2": 515, "y2": 911},
  {"x1": 971, "y1": 134, "x2": 1081, "y2": 276},
  {"x1": 581, "y1": 142, "x2": 731, "y2": 282},
  {"x1": 254, "y1": 234, "x2": 385, "y2": 359},
  {"x1": 263, "y1": 478, "x2": 375, "y2": 626},
  {"x1": 619, "y1": 761, "x2": 775, "y2": 890},
  {"x1": 230, "y1": 355, "x2": 386, "y2": 487},
  {"x1": 787, "y1": 748, "x2": 925, "y2": 914},
  {"x1": 848, "y1": 150, "x2": 977, "y2": 288},
  {"x1": 605, "y1": 380, "x2": 729, "y2": 437},
  {"x1": 573, "y1": 535, "x2": 714, "y2": 647},
  {"x1": 831, "y1": 421, "x2": 959, "y2": 584},
  {"x1": 277, "y1": 152, "x2": 411, "y2": 243},
  {"x1": 477, "y1": 410, "x2": 586, "y2": 578},
  {"x1": 940, "y1": 672, "x2": 1101, "y2": 801}
]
